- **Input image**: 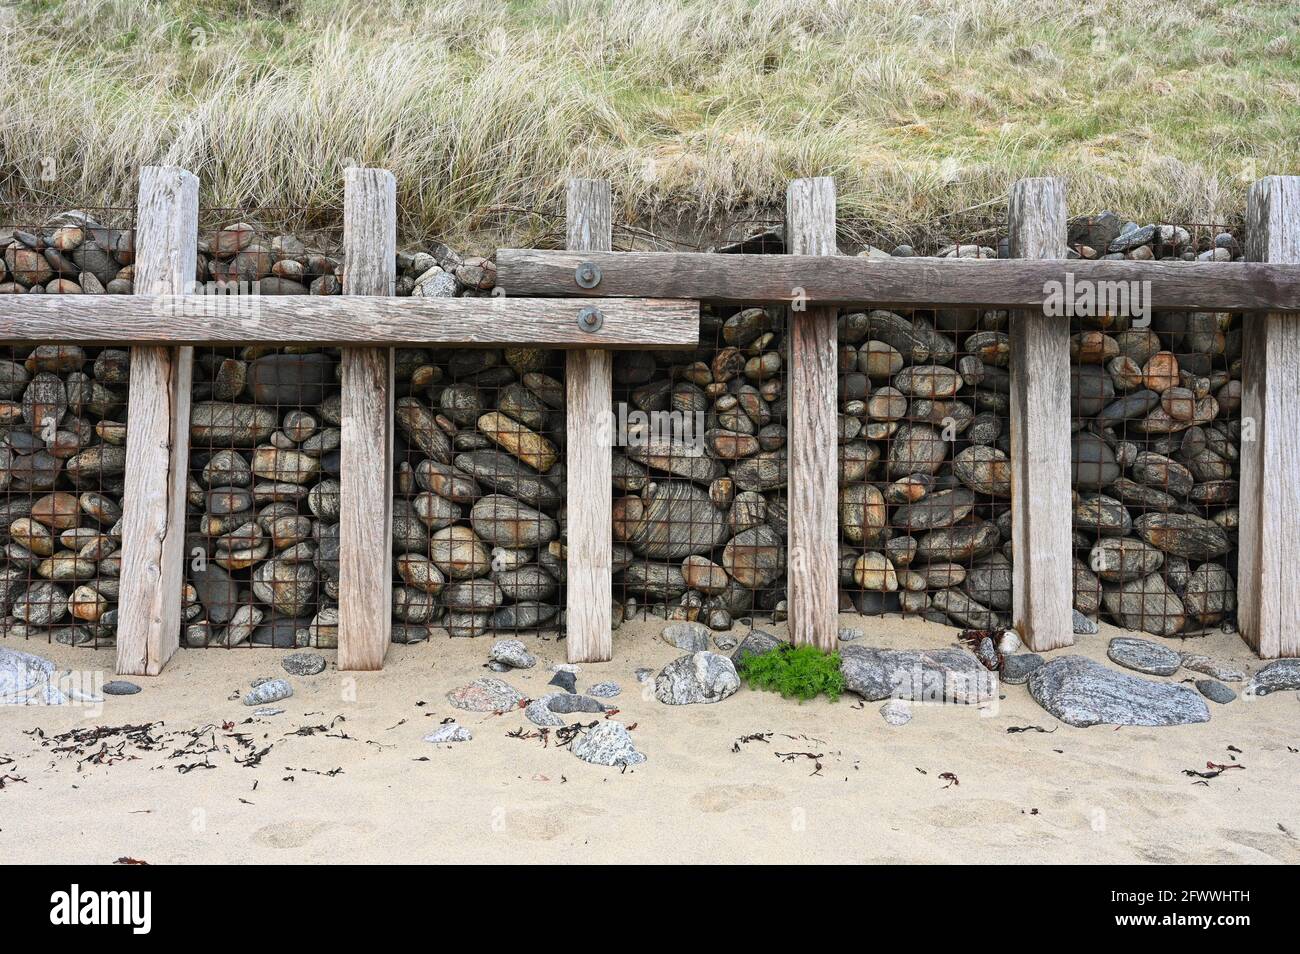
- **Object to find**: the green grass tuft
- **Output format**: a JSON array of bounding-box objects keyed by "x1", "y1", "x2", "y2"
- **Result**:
[{"x1": 737, "y1": 644, "x2": 845, "y2": 703}]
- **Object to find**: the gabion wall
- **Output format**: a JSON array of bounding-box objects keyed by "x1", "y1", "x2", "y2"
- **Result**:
[
  {"x1": 837, "y1": 302, "x2": 1013, "y2": 628},
  {"x1": 1, "y1": 209, "x2": 135, "y2": 649},
  {"x1": 0, "y1": 208, "x2": 1244, "y2": 651},
  {"x1": 1066, "y1": 216, "x2": 1241, "y2": 637},
  {"x1": 612, "y1": 304, "x2": 789, "y2": 634}
]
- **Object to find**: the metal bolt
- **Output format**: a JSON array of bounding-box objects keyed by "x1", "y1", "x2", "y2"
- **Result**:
[
  {"x1": 574, "y1": 261, "x2": 602, "y2": 289},
  {"x1": 577, "y1": 306, "x2": 605, "y2": 333}
]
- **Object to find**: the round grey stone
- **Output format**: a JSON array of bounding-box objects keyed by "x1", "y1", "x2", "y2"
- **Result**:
[
  {"x1": 282, "y1": 651, "x2": 326, "y2": 676},
  {"x1": 879, "y1": 699, "x2": 912, "y2": 726},
  {"x1": 1195, "y1": 679, "x2": 1236, "y2": 705},
  {"x1": 488, "y1": 638, "x2": 536, "y2": 669}
]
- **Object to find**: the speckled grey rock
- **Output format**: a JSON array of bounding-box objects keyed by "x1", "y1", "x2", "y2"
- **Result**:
[
  {"x1": 974, "y1": 636, "x2": 999, "y2": 670},
  {"x1": 424, "y1": 722, "x2": 473, "y2": 743},
  {"x1": 1001, "y1": 653, "x2": 1045, "y2": 685},
  {"x1": 587, "y1": 681, "x2": 621, "y2": 698},
  {"x1": 839, "y1": 626, "x2": 864, "y2": 642},
  {"x1": 880, "y1": 699, "x2": 912, "y2": 726},
  {"x1": 1072, "y1": 610, "x2": 1099, "y2": 635},
  {"x1": 102, "y1": 680, "x2": 141, "y2": 695},
  {"x1": 1246, "y1": 659, "x2": 1300, "y2": 697},
  {"x1": 282, "y1": 652, "x2": 326, "y2": 676},
  {"x1": 570, "y1": 720, "x2": 646, "y2": 767},
  {"x1": 525, "y1": 694, "x2": 566, "y2": 727},
  {"x1": 489, "y1": 638, "x2": 536, "y2": 669},
  {"x1": 634, "y1": 668, "x2": 654, "y2": 683},
  {"x1": 1027, "y1": 655, "x2": 1210, "y2": 727},
  {"x1": 661, "y1": 621, "x2": 710, "y2": 652},
  {"x1": 728, "y1": 628, "x2": 784, "y2": 666},
  {"x1": 1180, "y1": 653, "x2": 1245, "y2": 683},
  {"x1": 1195, "y1": 679, "x2": 1236, "y2": 704},
  {"x1": 839, "y1": 644, "x2": 994, "y2": 704},
  {"x1": 446, "y1": 677, "x2": 524, "y2": 712},
  {"x1": 655, "y1": 651, "x2": 740, "y2": 705},
  {"x1": 243, "y1": 678, "x2": 293, "y2": 706},
  {"x1": 0, "y1": 646, "x2": 65, "y2": 705},
  {"x1": 1107, "y1": 637, "x2": 1181, "y2": 676}
]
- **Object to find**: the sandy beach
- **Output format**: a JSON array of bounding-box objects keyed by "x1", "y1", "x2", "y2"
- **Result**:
[{"x1": 2, "y1": 614, "x2": 1297, "y2": 865}]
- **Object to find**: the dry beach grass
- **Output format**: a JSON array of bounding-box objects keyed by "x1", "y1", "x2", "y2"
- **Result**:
[
  {"x1": 2, "y1": 613, "x2": 1298, "y2": 864},
  {"x1": 2, "y1": 0, "x2": 1298, "y2": 249}
]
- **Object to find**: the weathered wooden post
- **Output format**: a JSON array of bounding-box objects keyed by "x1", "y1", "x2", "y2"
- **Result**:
[
  {"x1": 337, "y1": 167, "x2": 396, "y2": 670},
  {"x1": 564, "y1": 179, "x2": 614, "y2": 663},
  {"x1": 117, "y1": 166, "x2": 198, "y2": 676},
  {"x1": 785, "y1": 177, "x2": 839, "y2": 652},
  {"x1": 1007, "y1": 177, "x2": 1074, "y2": 651},
  {"x1": 1237, "y1": 175, "x2": 1300, "y2": 659}
]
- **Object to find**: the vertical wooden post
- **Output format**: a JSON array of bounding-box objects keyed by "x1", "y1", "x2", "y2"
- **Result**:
[
  {"x1": 1008, "y1": 177, "x2": 1073, "y2": 651},
  {"x1": 564, "y1": 179, "x2": 614, "y2": 663},
  {"x1": 117, "y1": 166, "x2": 198, "y2": 676},
  {"x1": 337, "y1": 167, "x2": 396, "y2": 670},
  {"x1": 1238, "y1": 175, "x2": 1300, "y2": 659},
  {"x1": 785, "y1": 177, "x2": 839, "y2": 652}
]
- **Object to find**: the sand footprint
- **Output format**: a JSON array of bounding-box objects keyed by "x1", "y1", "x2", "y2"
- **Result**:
[
  {"x1": 252, "y1": 819, "x2": 336, "y2": 849},
  {"x1": 251, "y1": 818, "x2": 376, "y2": 850},
  {"x1": 690, "y1": 783, "x2": 782, "y2": 814},
  {"x1": 504, "y1": 802, "x2": 605, "y2": 841}
]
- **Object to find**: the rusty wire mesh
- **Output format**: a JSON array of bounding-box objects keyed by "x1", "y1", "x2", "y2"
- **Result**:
[
  {"x1": 1069, "y1": 221, "x2": 1242, "y2": 638},
  {"x1": 1, "y1": 205, "x2": 137, "y2": 649},
  {"x1": 181, "y1": 215, "x2": 344, "y2": 647},
  {"x1": 392, "y1": 345, "x2": 566, "y2": 642},
  {"x1": 612, "y1": 301, "x2": 789, "y2": 639},
  {"x1": 838, "y1": 304, "x2": 1013, "y2": 629}
]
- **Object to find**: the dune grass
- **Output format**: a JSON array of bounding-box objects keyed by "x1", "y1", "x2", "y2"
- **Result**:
[{"x1": 1, "y1": 0, "x2": 1297, "y2": 250}]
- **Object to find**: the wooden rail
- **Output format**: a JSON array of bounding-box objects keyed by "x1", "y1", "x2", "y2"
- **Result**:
[
  {"x1": 496, "y1": 250, "x2": 1300, "y2": 312},
  {"x1": 0, "y1": 295, "x2": 701, "y2": 346}
]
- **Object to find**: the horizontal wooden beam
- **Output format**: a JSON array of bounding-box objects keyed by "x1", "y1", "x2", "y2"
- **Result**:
[
  {"x1": 496, "y1": 249, "x2": 1300, "y2": 312},
  {"x1": 0, "y1": 295, "x2": 700, "y2": 347}
]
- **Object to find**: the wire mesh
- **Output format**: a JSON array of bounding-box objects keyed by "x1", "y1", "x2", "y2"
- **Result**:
[
  {"x1": 1069, "y1": 221, "x2": 1241, "y2": 637},
  {"x1": 1, "y1": 205, "x2": 137, "y2": 648},
  {"x1": 838, "y1": 303, "x2": 1013, "y2": 629},
  {"x1": 612, "y1": 302, "x2": 789, "y2": 637},
  {"x1": 392, "y1": 343, "x2": 565, "y2": 642},
  {"x1": 181, "y1": 215, "x2": 344, "y2": 647}
]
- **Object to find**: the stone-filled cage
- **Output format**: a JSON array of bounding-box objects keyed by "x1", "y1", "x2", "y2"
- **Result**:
[
  {"x1": 1, "y1": 205, "x2": 137, "y2": 650},
  {"x1": 3, "y1": 167, "x2": 1293, "y2": 673}
]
